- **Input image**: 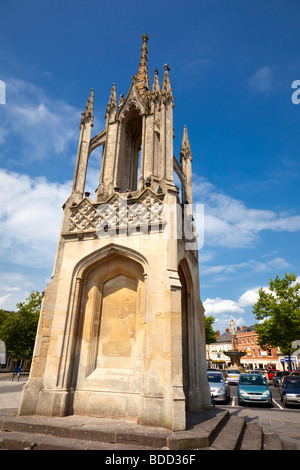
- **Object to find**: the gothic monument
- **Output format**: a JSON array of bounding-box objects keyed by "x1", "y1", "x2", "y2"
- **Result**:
[{"x1": 19, "y1": 35, "x2": 211, "y2": 431}]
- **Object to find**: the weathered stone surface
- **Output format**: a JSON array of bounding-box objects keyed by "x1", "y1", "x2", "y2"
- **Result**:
[{"x1": 19, "y1": 35, "x2": 211, "y2": 431}]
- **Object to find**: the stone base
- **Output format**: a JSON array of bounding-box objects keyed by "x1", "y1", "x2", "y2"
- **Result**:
[{"x1": 19, "y1": 383, "x2": 188, "y2": 431}]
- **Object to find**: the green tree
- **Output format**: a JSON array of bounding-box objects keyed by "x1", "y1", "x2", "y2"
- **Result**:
[
  {"x1": 204, "y1": 314, "x2": 217, "y2": 344},
  {"x1": 253, "y1": 273, "x2": 300, "y2": 370},
  {"x1": 0, "y1": 309, "x2": 8, "y2": 326},
  {"x1": 0, "y1": 291, "x2": 42, "y2": 360}
]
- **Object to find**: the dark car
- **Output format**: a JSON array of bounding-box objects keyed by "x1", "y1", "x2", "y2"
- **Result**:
[
  {"x1": 279, "y1": 377, "x2": 300, "y2": 407},
  {"x1": 289, "y1": 371, "x2": 300, "y2": 377},
  {"x1": 272, "y1": 371, "x2": 289, "y2": 387}
]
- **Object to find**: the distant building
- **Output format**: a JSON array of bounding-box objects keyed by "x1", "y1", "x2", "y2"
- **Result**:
[
  {"x1": 206, "y1": 328, "x2": 232, "y2": 369},
  {"x1": 275, "y1": 340, "x2": 300, "y2": 370},
  {"x1": 207, "y1": 322, "x2": 296, "y2": 370},
  {"x1": 235, "y1": 325, "x2": 280, "y2": 370}
]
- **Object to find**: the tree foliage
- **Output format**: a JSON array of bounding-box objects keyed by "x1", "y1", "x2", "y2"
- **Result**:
[
  {"x1": 0, "y1": 291, "x2": 42, "y2": 360},
  {"x1": 253, "y1": 273, "x2": 300, "y2": 368},
  {"x1": 204, "y1": 314, "x2": 217, "y2": 344}
]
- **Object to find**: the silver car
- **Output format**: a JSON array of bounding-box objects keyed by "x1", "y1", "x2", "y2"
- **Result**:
[
  {"x1": 225, "y1": 369, "x2": 241, "y2": 385},
  {"x1": 250, "y1": 369, "x2": 268, "y2": 383},
  {"x1": 207, "y1": 371, "x2": 230, "y2": 404}
]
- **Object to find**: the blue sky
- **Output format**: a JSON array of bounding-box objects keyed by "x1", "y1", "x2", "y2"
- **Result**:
[{"x1": 0, "y1": 0, "x2": 300, "y2": 332}]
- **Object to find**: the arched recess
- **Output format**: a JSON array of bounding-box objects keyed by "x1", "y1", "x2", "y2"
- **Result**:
[
  {"x1": 66, "y1": 245, "x2": 147, "y2": 414},
  {"x1": 178, "y1": 258, "x2": 194, "y2": 410}
]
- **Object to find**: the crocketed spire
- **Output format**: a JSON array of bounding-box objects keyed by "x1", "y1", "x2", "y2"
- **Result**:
[
  {"x1": 105, "y1": 83, "x2": 117, "y2": 119},
  {"x1": 136, "y1": 33, "x2": 150, "y2": 100},
  {"x1": 180, "y1": 125, "x2": 192, "y2": 162},
  {"x1": 80, "y1": 88, "x2": 94, "y2": 128}
]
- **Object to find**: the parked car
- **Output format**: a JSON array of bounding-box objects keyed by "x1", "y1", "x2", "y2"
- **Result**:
[
  {"x1": 207, "y1": 371, "x2": 230, "y2": 404},
  {"x1": 237, "y1": 374, "x2": 272, "y2": 407},
  {"x1": 288, "y1": 371, "x2": 300, "y2": 377},
  {"x1": 250, "y1": 369, "x2": 268, "y2": 383},
  {"x1": 273, "y1": 371, "x2": 289, "y2": 387},
  {"x1": 267, "y1": 369, "x2": 277, "y2": 380},
  {"x1": 279, "y1": 376, "x2": 300, "y2": 407},
  {"x1": 225, "y1": 369, "x2": 241, "y2": 385}
]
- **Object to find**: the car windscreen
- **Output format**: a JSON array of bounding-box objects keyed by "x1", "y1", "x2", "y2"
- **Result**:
[
  {"x1": 207, "y1": 374, "x2": 223, "y2": 383},
  {"x1": 239, "y1": 375, "x2": 264, "y2": 385},
  {"x1": 284, "y1": 378, "x2": 300, "y2": 389}
]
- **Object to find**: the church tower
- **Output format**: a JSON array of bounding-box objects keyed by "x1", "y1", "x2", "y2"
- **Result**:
[{"x1": 19, "y1": 35, "x2": 211, "y2": 431}]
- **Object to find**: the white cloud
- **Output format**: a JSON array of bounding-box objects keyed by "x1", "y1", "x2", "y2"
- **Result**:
[
  {"x1": 247, "y1": 66, "x2": 274, "y2": 94},
  {"x1": 193, "y1": 176, "x2": 300, "y2": 248},
  {"x1": 200, "y1": 257, "x2": 290, "y2": 280},
  {"x1": 203, "y1": 297, "x2": 244, "y2": 315},
  {"x1": 0, "y1": 271, "x2": 38, "y2": 311},
  {"x1": 203, "y1": 284, "x2": 274, "y2": 332},
  {"x1": 0, "y1": 168, "x2": 72, "y2": 269},
  {"x1": 238, "y1": 288, "x2": 261, "y2": 308},
  {"x1": 0, "y1": 78, "x2": 80, "y2": 162}
]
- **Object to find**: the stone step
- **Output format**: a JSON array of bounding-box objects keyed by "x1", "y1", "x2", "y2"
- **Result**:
[
  {"x1": 0, "y1": 410, "x2": 229, "y2": 450},
  {"x1": 0, "y1": 410, "x2": 288, "y2": 451},
  {"x1": 210, "y1": 416, "x2": 246, "y2": 450},
  {"x1": 0, "y1": 431, "x2": 155, "y2": 450},
  {"x1": 240, "y1": 423, "x2": 263, "y2": 450},
  {"x1": 263, "y1": 432, "x2": 284, "y2": 450}
]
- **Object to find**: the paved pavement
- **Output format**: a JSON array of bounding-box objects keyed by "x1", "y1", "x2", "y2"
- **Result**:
[
  {"x1": 0, "y1": 373, "x2": 28, "y2": 411},
  {"x1": 0, "y1": 373, "x2": 299, "y2": 449}
]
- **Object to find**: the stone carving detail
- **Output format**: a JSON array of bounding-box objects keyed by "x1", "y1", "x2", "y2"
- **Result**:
[
  {"x1": 117, "y1": 81, "x2": 146, "y2": 122},
  {"x1": 68, "y1": 191, "x2": 165, "y2": 236},
  {"x1": 68, "y1": 200, "x2": 100, "y2": 232}
]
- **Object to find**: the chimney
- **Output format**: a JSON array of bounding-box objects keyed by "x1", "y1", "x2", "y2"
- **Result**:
[
  {"x1": 242, "y1": 325, "x2": 247, "y2": 332},
  {"x1": 216, "y1": 330, "x2": 220, "y2": 338},
  {"x1": 225, "y1": 328, "x2": 229, "y2": 333}
]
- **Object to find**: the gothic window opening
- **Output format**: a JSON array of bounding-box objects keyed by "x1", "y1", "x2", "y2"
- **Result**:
[
  {"x1": 84, "y1": 145, "x2": 104, "y2": 197},
  {"x1": 118, "y1": 106, "x2": 142, "y2": 192}
]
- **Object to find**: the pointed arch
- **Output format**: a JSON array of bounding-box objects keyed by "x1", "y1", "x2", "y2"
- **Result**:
[
  {"x1": 74, "y1": 243, "x2": 149, "y2": 280},
  {"x1": 178, "y1": 258, "x2": 194, "y2": 411}
]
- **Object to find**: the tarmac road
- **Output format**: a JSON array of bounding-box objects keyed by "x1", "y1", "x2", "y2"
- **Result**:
[
  {"x1": 216, "y1": 382, "x2": 300, "y2": 450},
  {"x1": 0, "y1": 373, "x2": 299, "y2": 450}
]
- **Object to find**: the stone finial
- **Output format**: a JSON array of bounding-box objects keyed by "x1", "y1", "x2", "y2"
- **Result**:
[
  {"x1": 161, "y1": 64, "x2": 173, "y2": 103},
  {"x1": 180, "y1": 125, "x2": 192, "y2": 161},
  {"x1": 105, "y1": 83, "x2": 117, "y2": 119},
  {"x1": 152, "y1": 67, "x2": 160, "y2": 95},
  {"x1": 80, "y1": 88, "x2": 94, "y2": 128}
]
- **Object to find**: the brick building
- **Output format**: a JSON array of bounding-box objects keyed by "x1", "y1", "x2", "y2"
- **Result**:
[{"x1": 236, "y1": 325, "x2": 280, "y2": 370}]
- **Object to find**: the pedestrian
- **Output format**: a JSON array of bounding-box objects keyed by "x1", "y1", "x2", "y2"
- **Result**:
[{"x1": 12, "y1": 365, "x2": 21, "y2": 381}]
